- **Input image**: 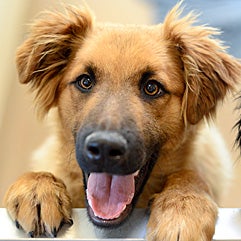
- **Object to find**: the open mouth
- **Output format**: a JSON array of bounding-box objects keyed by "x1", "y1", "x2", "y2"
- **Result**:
[{"x1": 84, "y1": 159, "x2": 155, "y2": 227}]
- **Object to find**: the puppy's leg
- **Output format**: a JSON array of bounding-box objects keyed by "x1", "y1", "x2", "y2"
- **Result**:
[
  {"x1": 147, "y1": 170, "x2": 217, "y2": 241},
  {"x1": 4, "y1": 172, "x2": 72, "y2": 237}
]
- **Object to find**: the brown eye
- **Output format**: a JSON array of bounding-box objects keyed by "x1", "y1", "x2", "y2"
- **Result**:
[
  {"x1": 143, "y1": 80, "x2": 165, "y2": 97},
  {"x1": 75, "y1": 74, "x2": 94, "y2": 92},
  {"x1": 144, "y1": 81, "x2": 159, "y2": 96}
]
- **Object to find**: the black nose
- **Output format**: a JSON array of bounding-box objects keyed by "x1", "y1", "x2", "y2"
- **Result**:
[{"x1": 83, "y1": 131, "x2": 128, "y2": 173}]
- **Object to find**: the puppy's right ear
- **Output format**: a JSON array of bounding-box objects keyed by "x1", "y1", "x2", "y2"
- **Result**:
[{"x1": 16, "y1": 5, "x2": 93, "y2": 116}]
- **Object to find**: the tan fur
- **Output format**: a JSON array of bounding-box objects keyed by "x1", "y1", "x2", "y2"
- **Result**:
[{"x1": 4, "y1": 3, "x2": 241, "y2": 240}]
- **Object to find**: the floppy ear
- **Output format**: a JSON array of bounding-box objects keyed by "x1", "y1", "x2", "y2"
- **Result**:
[
  {"x1": 162, "y1": 3, "x2": 241, "y2": 124},
  {"x1": 16, "y1": 5, "x2": 93, "y2": 116}
]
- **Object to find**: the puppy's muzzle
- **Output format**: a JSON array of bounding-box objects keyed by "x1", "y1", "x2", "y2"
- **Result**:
[{"x1": 76, "y1": 129, "x2": 145, "y2": 175}]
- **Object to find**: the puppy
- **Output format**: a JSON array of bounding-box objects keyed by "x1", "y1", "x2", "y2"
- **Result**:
[{"x1": 4, "y1": 3, "x2": 241, "y2": 241}]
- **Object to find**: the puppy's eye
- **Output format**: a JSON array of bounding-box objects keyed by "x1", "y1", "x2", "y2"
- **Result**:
[
  {"x1": 75, "y1": 74, "x2": 94, "y2": 92},
  {"x1": 143, "y1": 80, "x2": 166, "y2": 98}
]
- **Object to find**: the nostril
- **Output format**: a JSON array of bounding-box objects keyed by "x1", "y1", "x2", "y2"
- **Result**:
[
  {"x1": 86, "y1": 143, "x2": 101, "y2": 157},
  {"x1": 88, "y1": 145, "x2": 100, "y2": 156}
]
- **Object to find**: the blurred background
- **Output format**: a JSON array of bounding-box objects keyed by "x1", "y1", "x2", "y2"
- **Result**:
[{"x1": 0, "y1": 0, "x2": 240, "y2": 207}]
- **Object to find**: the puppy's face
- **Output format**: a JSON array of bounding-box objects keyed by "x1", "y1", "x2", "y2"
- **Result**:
[
  {"x1": 58, "y1": 27, "x2": 186, "y2": 225},
  {"x1": 16, "y1": 4, "x2": 241, "y2": 226}
]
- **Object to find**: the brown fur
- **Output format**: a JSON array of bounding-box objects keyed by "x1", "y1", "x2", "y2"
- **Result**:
[{"x1": 4, "y1": 3, "x2": 241, "y2": 240}]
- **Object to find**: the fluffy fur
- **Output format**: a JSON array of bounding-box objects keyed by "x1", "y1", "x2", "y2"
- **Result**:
[{"x1": 4, "y1": 3, "x2": 241, "y2": 240}]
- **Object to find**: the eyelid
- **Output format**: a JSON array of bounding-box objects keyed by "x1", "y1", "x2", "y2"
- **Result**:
[
  {"x1": 141, "y1": 70, "x2": 156, "y2": 82},
  {"x1": 141, "y1": 71, "x2": 165, "y2": 89},
  {"x1": 69, "y1": 65, "x2": 96, "y2": 85}
]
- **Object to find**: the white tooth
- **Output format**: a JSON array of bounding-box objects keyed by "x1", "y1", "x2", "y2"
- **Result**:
[
  {"x1": 133, "y1": 170, "x2": 139, "y2": 176},
  {"x1": 86, "y1": 189, "x2": 93, "y2": 208}
]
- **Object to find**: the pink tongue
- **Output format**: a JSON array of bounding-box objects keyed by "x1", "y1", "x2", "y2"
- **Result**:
[{"x1": 87, "y1": 173, "x2": 135, "y2": 220}]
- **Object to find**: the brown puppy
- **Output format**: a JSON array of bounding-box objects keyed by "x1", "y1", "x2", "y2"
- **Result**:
[{"x1": 4, "y1": 3, "x2": 241, "y2": 240}]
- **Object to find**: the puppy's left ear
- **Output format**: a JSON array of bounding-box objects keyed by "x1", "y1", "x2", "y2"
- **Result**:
[
  {"x1": 16, "y1": 5, "x2": 93, "y2": 116},
  {"x1": 162, "y1": 3, "x2": 241, "y2": 124}
]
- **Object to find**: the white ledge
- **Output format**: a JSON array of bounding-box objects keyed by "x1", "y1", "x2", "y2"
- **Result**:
[{"x1": 0, "y1": 208, "x2": 240, "y2": 240}]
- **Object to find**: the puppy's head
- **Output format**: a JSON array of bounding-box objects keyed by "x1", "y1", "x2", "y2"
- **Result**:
[{"x1": 16, "y1": 3, "x2": 241, "y2": 226}]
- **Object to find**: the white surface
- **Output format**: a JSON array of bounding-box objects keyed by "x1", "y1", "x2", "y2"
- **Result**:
[
  {"x1": 0, "y1": 208, "x2": 240, "y2": 240},
  {"x1": 214, "y1": 208, "x2": 241, "y2": 241}
]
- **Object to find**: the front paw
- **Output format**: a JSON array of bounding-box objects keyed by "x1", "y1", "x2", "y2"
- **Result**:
[
  {"x1": 147, "y1": 193, "x2": 218, "y2": 241},
  {"x1": 4, "y1": 172, "x2": 73, "y2": 237}
]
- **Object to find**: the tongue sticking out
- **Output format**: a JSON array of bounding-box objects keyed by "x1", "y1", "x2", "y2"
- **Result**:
[{"x1": 87, "y1": 173, "x2": 135, "y2": 220}]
